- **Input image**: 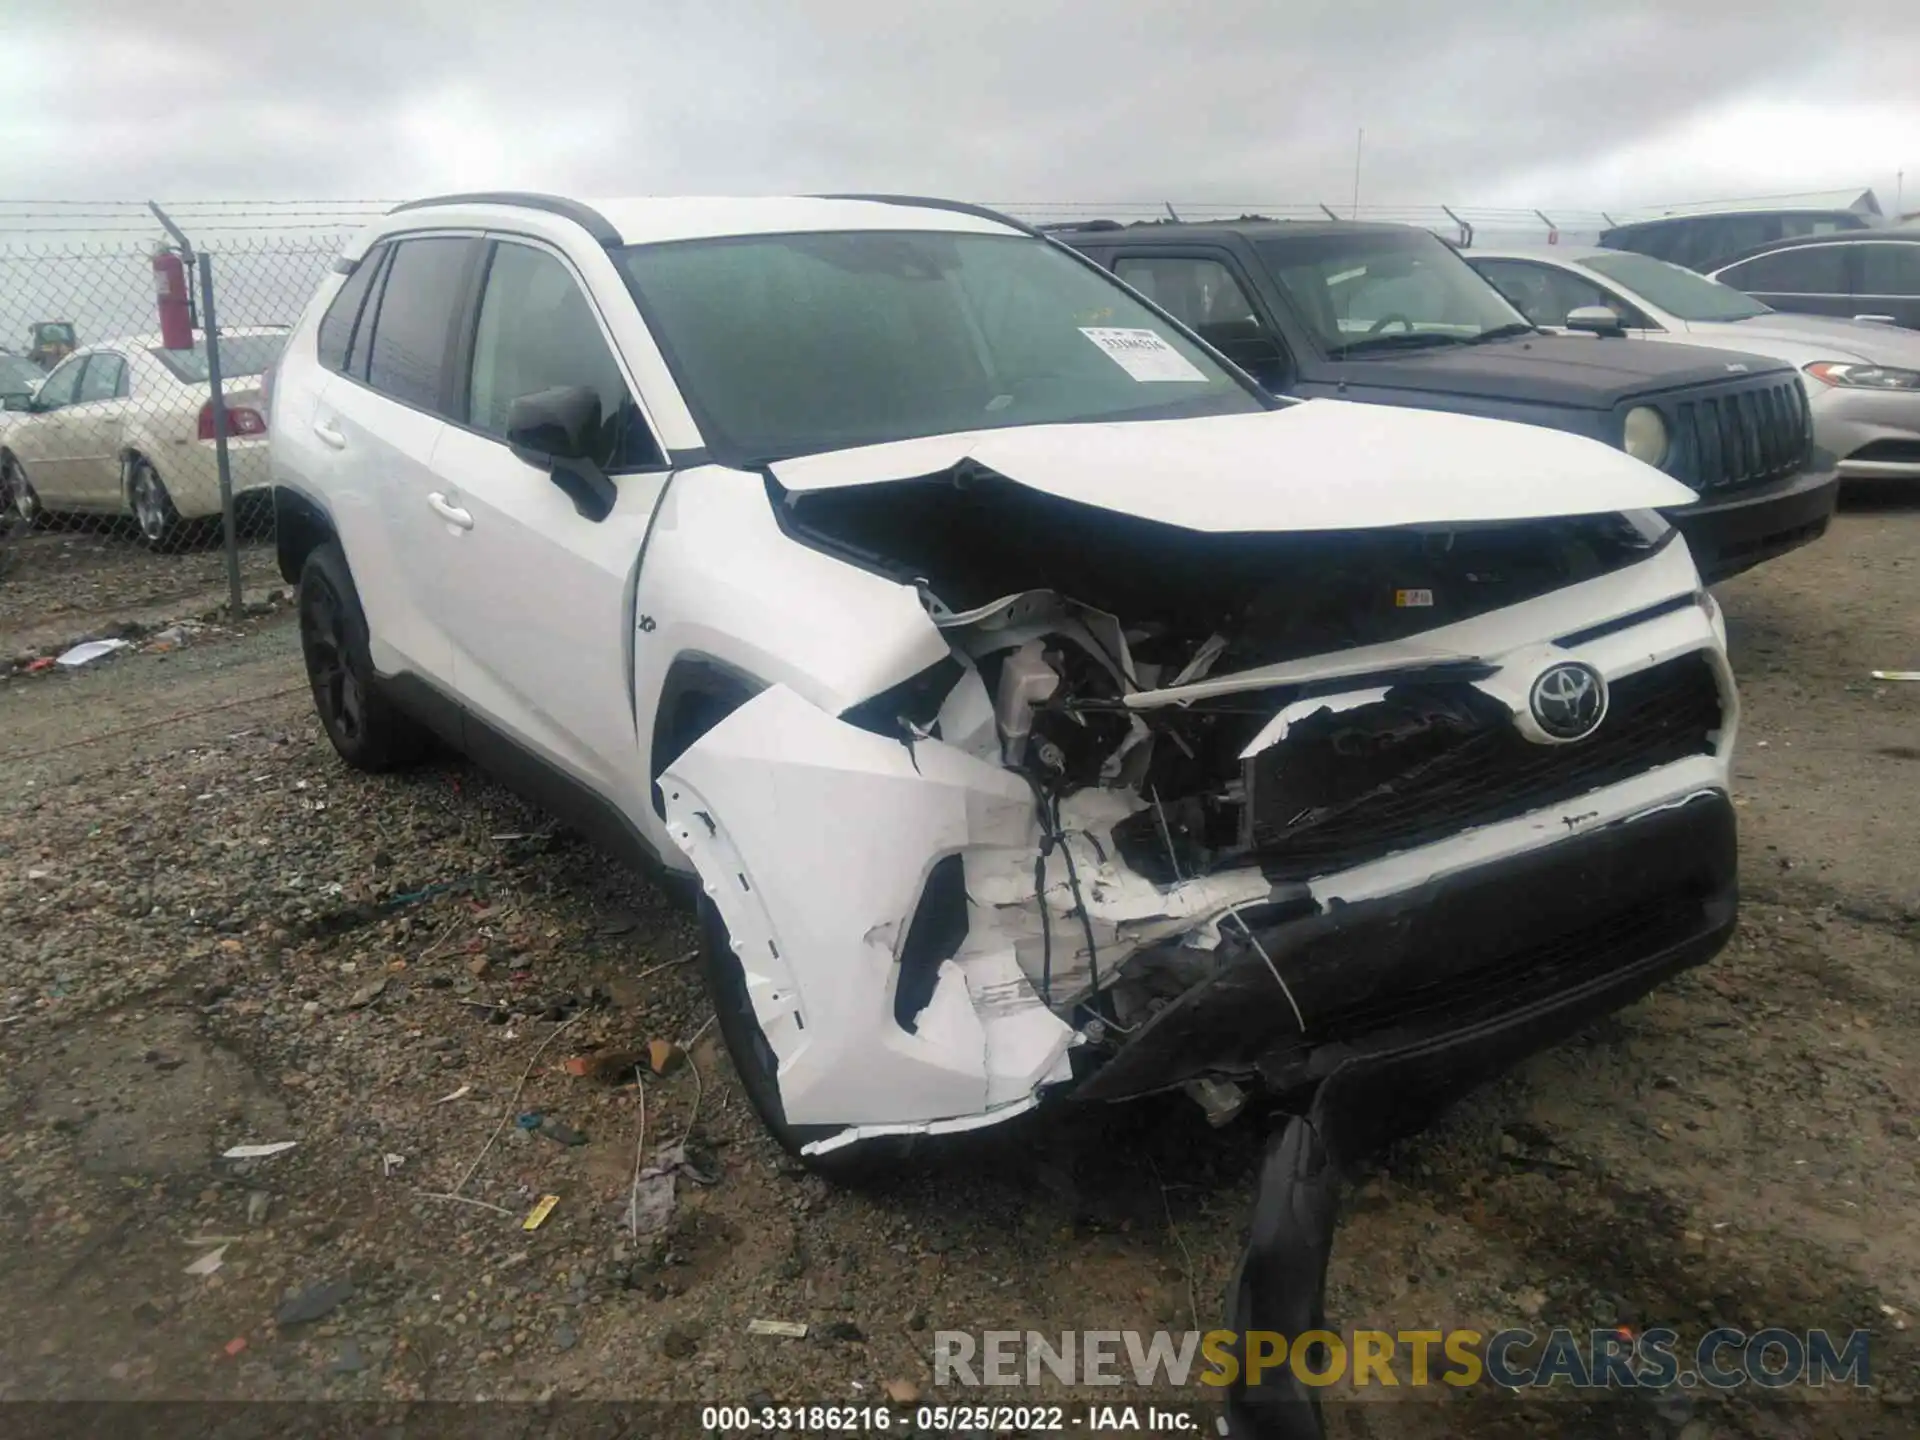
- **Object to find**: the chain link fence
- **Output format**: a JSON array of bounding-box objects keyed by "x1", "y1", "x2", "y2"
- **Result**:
[{"x1": 0, "y1": 210, "x2": 358, "y2": 666}]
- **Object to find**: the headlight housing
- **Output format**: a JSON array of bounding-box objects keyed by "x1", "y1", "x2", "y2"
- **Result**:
[
  {"x1": 1804, "y1": 361, "x2": 1920, "y2": 390},
  {"x1": 1623, "y1": 405, "x2": 1670, "y2": 467}
]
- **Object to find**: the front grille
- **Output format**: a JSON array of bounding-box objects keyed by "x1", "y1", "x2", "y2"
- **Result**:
[
  {"x1": 1666, "y1": 377, "x2": 1810, "y2": 495},
  {"x1": 1246, "y1": 652, "x2": 1722, "y2": 880}
]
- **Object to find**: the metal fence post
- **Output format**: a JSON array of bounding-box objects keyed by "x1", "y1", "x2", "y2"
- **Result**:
[{"x1": 195, "y1": 251, "x2": 245, "y2": 620}]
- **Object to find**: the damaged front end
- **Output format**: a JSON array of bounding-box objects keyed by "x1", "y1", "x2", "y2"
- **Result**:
[{"x1": 661, "y1": 439, "x2": 1739, "y2": 1158}]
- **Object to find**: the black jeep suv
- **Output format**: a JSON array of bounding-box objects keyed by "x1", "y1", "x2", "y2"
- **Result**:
[{"x1": 1054, "y1": 218, "x2": 1839, "y2": 581}]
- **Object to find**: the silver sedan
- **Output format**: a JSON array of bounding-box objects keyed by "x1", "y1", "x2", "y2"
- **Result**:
[{"x1": 1468, "y1": 245, "x2": 1920, "y2": 483}]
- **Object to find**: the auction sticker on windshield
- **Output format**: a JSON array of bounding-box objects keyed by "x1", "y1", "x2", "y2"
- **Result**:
[{"x1": 1079, "y1": 327, "x2": 1209, "y2": 382}]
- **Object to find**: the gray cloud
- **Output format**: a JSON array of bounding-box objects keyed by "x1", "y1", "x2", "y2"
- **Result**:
[{"x1": 2, "y1": 0, "x2": 1914, "y2": 212}]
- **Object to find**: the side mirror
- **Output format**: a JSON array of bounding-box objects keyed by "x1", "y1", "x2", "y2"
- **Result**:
[
  {"x1": 505, "y1": 385, "x2": 617, "y2": 522},
  {"x1": 1566, "y1": 305, "x2": 1627, "y2": 337}
]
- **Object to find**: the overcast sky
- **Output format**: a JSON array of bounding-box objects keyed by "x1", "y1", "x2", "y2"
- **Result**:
[{"x1": 2, "y1": 1, "x2": 1916, "y2": 216}]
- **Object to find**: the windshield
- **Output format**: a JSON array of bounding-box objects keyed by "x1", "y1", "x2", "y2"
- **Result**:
[
  {"x1": 0, "y1": 355, "x2": 44, "y2": 394},
  {"x1": 616, "y1": 230, "x2": 1263, "y2": 463},
  {"x1": 1257, "y1": 231, "x2": 1530, "y2": 356},
  {"x1": 1584, "y1": 252, "x2": 1772, "y2": 322},
  {"x1": 148, "y1": 334, "x2": 287, "y2": 383}
]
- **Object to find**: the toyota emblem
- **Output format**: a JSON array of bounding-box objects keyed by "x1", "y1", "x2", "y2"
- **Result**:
[{"x1": 1529, "y1": 662, "x2": 1608, "y2": 741}]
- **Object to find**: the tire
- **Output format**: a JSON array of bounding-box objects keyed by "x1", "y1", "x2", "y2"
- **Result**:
[
  {"x1": 129, "y1": 458, "x2": 188, "y2": 551},
  {"x1": 297, "y1": 541, "x2": 432, "y2": 771},
  {"x1": 700, "y1": 894, "x2": 911, "y2": 1179},
  {"x1": 3, "y1": 455, "x2": 38, "y2": 526}
]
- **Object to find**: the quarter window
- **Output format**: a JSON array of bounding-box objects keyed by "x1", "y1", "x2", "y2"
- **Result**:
[
  {"x1": 466, "y1": 242, "x2": 661, "y2": 468},
  {"x1": 364, "y1": 237, "x2": 478, "y2": 412},
  {"x1": 316, "y1": 243, "x2": 387, "y2": 375}
]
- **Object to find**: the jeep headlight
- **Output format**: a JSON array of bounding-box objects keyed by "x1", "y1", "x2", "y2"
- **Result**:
[{"x1": 1623, "y1": 405, "x2": 1670, "y2": 468}]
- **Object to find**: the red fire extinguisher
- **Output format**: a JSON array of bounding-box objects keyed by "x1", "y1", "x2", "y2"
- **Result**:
[{"x1": 154, "y1": 250, "x2": 194, "y2": 350}]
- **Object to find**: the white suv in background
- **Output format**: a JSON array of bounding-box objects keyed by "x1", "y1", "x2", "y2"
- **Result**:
[{"x1": 270, "y1": 192, "x2": 1740, "y2": 1167}]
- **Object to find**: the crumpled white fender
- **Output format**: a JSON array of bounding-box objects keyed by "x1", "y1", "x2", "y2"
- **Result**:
[{"x1": 661, "y1": 683, "x2": 1078, "y2": 1135}]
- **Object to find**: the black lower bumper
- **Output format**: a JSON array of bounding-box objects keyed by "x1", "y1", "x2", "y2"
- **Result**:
[
  {"x1": 1078, "y1": 787, "x2": 1738, "y2": 1123},
  {"x1": 1207, "y1": 789, "x2": 1737, "y2": 1440},
  {"x1": 1669, "y1": 462, "x2": 1839, "y2": 583}
]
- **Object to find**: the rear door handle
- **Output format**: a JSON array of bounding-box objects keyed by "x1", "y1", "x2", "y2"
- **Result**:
[
  {"x1": 1854, "y1": 314, "x2": 1897, "y2": 324},
  {"x1": 428, "y1": 492, "x2": 474, "y2": 530},
  {"x1": 312, "y1": 419, "x2": 347, "y2": 449}
]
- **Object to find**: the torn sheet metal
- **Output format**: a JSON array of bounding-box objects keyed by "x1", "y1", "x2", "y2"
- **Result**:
[
  {"x1": 1125, "y1": 536, "x2": 1704, "y2": 708},
  {"x1": 662, "y1": 683, "x2": 1075, "y2": 1131}
]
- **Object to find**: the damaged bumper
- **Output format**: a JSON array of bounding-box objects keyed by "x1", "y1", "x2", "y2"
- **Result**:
[
  {"x1": 1074, "y1": 787, "x2": 1736, "y2": 1107},
  {"x1": 661, "y1": 525, "x2": 1738, "y2": 1154}
]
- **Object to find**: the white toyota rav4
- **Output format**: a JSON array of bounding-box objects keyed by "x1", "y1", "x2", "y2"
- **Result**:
[{"x1": 270, "y1": 192, "x2": 1740, "y2": 1169}]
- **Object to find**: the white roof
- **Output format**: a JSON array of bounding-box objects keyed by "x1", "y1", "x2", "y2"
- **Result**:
[
  {"x1": 364, "y1": 194, "x2": 1025, "y2": 251},
  {"x1": 590, "y1": 196, "x2": 1022, "y2": 244}
]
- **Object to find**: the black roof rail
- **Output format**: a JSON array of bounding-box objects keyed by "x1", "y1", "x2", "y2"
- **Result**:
[
  {"x1": 385, "y1": 192, "x2": 622, "y2": 247},
  {"x1": 812, "y1": 193, "x2": 1042, "y2": 238},
  {"x1": 1038, "y1": 218, "x2": 1124, "y2": 233}
]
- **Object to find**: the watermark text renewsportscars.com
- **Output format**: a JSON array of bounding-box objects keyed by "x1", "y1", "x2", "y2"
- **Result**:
[{"x1": 934, "y1": 1327, "x2": 1872, "y2": 1391}]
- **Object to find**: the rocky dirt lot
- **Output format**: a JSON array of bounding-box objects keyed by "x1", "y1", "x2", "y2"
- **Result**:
[
  {"x1": 0, "y1": 525, "x2": 282, "y2": 663},
  {"x1": 1, "y1": 504, "x2": 1917, "y2": 1438}
]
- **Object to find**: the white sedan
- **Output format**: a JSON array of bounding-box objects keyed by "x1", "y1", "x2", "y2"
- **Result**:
[{"x1": 0, "y1": 328, "x2": 287, "y2": 548}]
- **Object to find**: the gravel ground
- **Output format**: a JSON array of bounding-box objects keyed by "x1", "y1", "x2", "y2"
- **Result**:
[
  {"x1": 0, "y1": 502, "x2": 1916, "y2": 1437},
  {"x1": 0, "y1": 524, "x2": 281, "y2": 661}
]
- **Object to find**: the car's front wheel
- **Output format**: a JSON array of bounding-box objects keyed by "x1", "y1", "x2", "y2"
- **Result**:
[
  {"x1": 297, "y1": 541, "x2": 431, "y2": 771},
  {"x1": 700, "y1": 894, "x2": 910, "y2": 1179}
]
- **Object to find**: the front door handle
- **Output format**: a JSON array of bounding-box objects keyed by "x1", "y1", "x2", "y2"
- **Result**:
[
  {"x1": 312, "y1": 419, "x2": 347, "y2": 449},
  {"x1": 1854, "y1": 314, "x2": 1898, "y2": 324},
  {"x1": 428, "y1": 492, "x2": 474, "y2": 530}
]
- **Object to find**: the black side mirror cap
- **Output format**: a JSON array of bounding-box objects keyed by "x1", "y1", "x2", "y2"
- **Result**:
[
  {"x1": 507, "y1": 385, "x2": 600, "y2": 465},
  {"x1": 505, "y1": 385, "x2": 617, "y2": 523}
]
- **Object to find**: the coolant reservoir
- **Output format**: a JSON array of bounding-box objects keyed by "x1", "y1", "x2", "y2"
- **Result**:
[{"x1": 995, "y1": 640, "x2": 1059, "y2": 765}]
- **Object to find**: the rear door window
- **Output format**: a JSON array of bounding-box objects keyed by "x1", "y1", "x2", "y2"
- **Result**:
[
  {"x1": 77, "y1": 354, "x2": 128, "y2": 402},
  {"x1": 1719, "y1": 246, "x2": 1848, "y2": 295},
  {"x1": 364, "y1": 237, "x2": 480, "y2": 413}
]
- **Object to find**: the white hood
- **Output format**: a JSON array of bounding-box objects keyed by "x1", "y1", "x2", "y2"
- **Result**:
[{"x1": 769, "y1": 400, "x2": 1697, "y2": 534}]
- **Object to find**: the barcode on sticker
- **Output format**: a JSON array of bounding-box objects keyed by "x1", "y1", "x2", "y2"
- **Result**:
[{"x1": 1395, "y1": 589, "x2": 1435, "y2": 608}]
